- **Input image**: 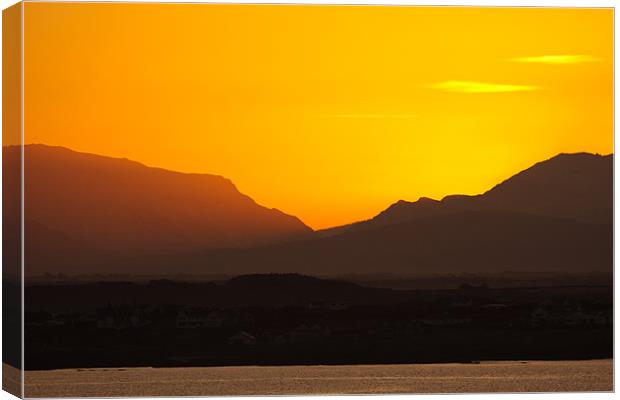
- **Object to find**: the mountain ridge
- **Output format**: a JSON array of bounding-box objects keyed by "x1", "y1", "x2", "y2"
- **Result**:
[
  {"x1": 319, "y1": 152, "x2": 612, "y2": 236},
  {"x1": 5, "y1": 145, "x2": 612, "y2": 276},
  {"x1": 4, "y1": 144, "x2": 313, "y2": 275}
]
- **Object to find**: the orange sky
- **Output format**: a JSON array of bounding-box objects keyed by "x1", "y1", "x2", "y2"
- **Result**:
[{"x1": 21, "y1": 4, "x2": 613, "y2": 229}]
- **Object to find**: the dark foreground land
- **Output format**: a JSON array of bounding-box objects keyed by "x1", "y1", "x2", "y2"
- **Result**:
[{"x1": 19, "y1": 274, "x2": 612, "y2": 370}]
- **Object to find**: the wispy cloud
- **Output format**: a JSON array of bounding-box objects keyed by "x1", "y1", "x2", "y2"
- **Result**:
[
  {"x1": 427, "y1": 81, "x2": 539, "y2": 93},
  {"x1": 511, "y1": 55, "x2": 600, "y2": 64},
  {"x1": 323, "y1": 114, "x2": 418, "y2": 119}
]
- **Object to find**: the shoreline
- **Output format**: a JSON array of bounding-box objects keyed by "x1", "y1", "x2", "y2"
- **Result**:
[
  {"x1": 13, "y1": 358, "x2": 614, "y2": 372},
  {"x1": 21, "y1": 360, "x2": 614, "y2": 397}
]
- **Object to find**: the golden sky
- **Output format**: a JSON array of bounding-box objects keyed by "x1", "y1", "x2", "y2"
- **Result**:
[{"x1": 22, "y1": 4, "x2": 613, "y2": 229}]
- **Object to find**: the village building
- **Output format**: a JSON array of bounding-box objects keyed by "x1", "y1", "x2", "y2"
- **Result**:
[
  {"x1": 228, "y1": 331, "x2": 256, "y2": 346},
  {"x1": 530, "y1": 300, "x2": 611, "y2": 327},
  {"x1": 97, "y1": 305, "x2": 151, "y2": 330},
  {"x1": 306, "y1": 301, "x2": 349, "y2": 311},
  {"x1": 176, "y1": 309, "x2": 223, "y2": 329}
]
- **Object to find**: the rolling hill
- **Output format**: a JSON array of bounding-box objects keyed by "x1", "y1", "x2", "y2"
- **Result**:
[
  {"x1": 321, "y1": 152, "x2": 612, "y2": 235},
  {"x1": 9, "y1": 146, "x2": 612, "y2": 277},
  {"x1": 3, "y1": 145, "x2": 312, "y2": 275}
]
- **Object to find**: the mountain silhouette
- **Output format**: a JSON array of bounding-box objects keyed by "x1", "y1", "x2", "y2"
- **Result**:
[
  {"x1": 9, "y1": 147, "x2": 612, "y2": 276},
  {"x1": 4, "y1": 145, "x2": 311, "y2": 275},
  {"x1": 184, "y1": 210, "x2": 610, "y2": 276},
  {"x1": 320, "y1": 152, "x2": 612, "y2": 236},
  {"x1": 162, "y1": 152, "x2": 612, "y2": 276}
]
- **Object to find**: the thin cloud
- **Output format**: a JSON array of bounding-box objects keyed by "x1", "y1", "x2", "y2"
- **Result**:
[
  {"x1": 323, "y1": 114, "x2": 418, "y2": 119},
  {"x1": 428, "y1": 81, "x2": 539, "y2": 93},
  {"x1": 511, "y1": 55, "x2": 601, "y2": 64}
]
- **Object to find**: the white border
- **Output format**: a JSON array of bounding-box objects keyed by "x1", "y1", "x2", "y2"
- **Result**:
[
  {"x1": 10, "y1": 0, "x2": 618, "y2": 5},
  {"x1": 0, "y1": 1, "x2": 616, "y2": 400}
]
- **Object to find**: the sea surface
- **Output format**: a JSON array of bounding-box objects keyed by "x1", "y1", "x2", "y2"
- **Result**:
[{"x1": 22, "y1": 360, "x2": 612, "y2": 397}]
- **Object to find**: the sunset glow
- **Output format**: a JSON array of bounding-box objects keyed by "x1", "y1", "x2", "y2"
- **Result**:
[{"x1": 22, "y1": 4, "x2": 613, "y2": 229}]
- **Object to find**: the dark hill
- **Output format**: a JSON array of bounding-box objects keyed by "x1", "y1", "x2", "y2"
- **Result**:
[
  {"x1": 12, "y1": 148, "x2": 612, "y2": 277},
  {"x1": 25, "y1": 274, "x2": 403, "y2": 310},
  {"x1": 321, "y1": 153, "x2": 612, "y2": 235},
  {"x1": 4, "y1": 145, "x2": 312, "y2": 275},
  {"x1": 173, "y1": 210, "x2": 611, "y2": 276}
]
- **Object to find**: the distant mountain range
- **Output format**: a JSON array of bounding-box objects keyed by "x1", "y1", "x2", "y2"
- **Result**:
[
  {"x1": 319, "y1": 152, "x2": 612, "y2": 236},
  {"x1": 3, "y1": 145, "x2": 311, "y2": 275},
  {"x1": 5, "y1": 145, "x2": 612, "y2": 277}
]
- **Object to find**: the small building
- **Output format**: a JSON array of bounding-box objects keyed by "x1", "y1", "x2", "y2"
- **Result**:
[
  {"x1": 593, "y1": 311, "x2": 612, "y2": 326},
  {"x1": 26, "y1": 311, "x2": 65, "y2": 327},
  {"x1": 481, "y1": 303, "x2": 508, "y2": 310},
  {"x1": 420, "y1": 317, "x2": 472, "y2": 326},
  {"x1": 530, "y1": 300, "x2": 598, "y2": 327},
  {"x1": 176, "y1": 309, "x2": 223, "y2": 329},
  {"x1": 97, "y1": 305, "x2": 150, "y2": 330},
  {"x1": 531, "y1": 306, "x2": 551, "y2": 327},
  {"x1": 306, "y1": 301, "x2": 348, "y2": 311},
  {"x1": 228, "y1": 331, "x2": 256, "y2": 346}
]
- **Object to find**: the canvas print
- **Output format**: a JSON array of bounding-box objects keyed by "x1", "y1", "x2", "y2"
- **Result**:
[{"x1": 2, "y1": 2, "x2": 613, "y2": 397}]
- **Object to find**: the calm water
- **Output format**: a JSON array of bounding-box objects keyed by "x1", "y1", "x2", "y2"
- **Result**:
[{"x1": 23, "y1": 360, "x2": 612, "y2": 397}]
